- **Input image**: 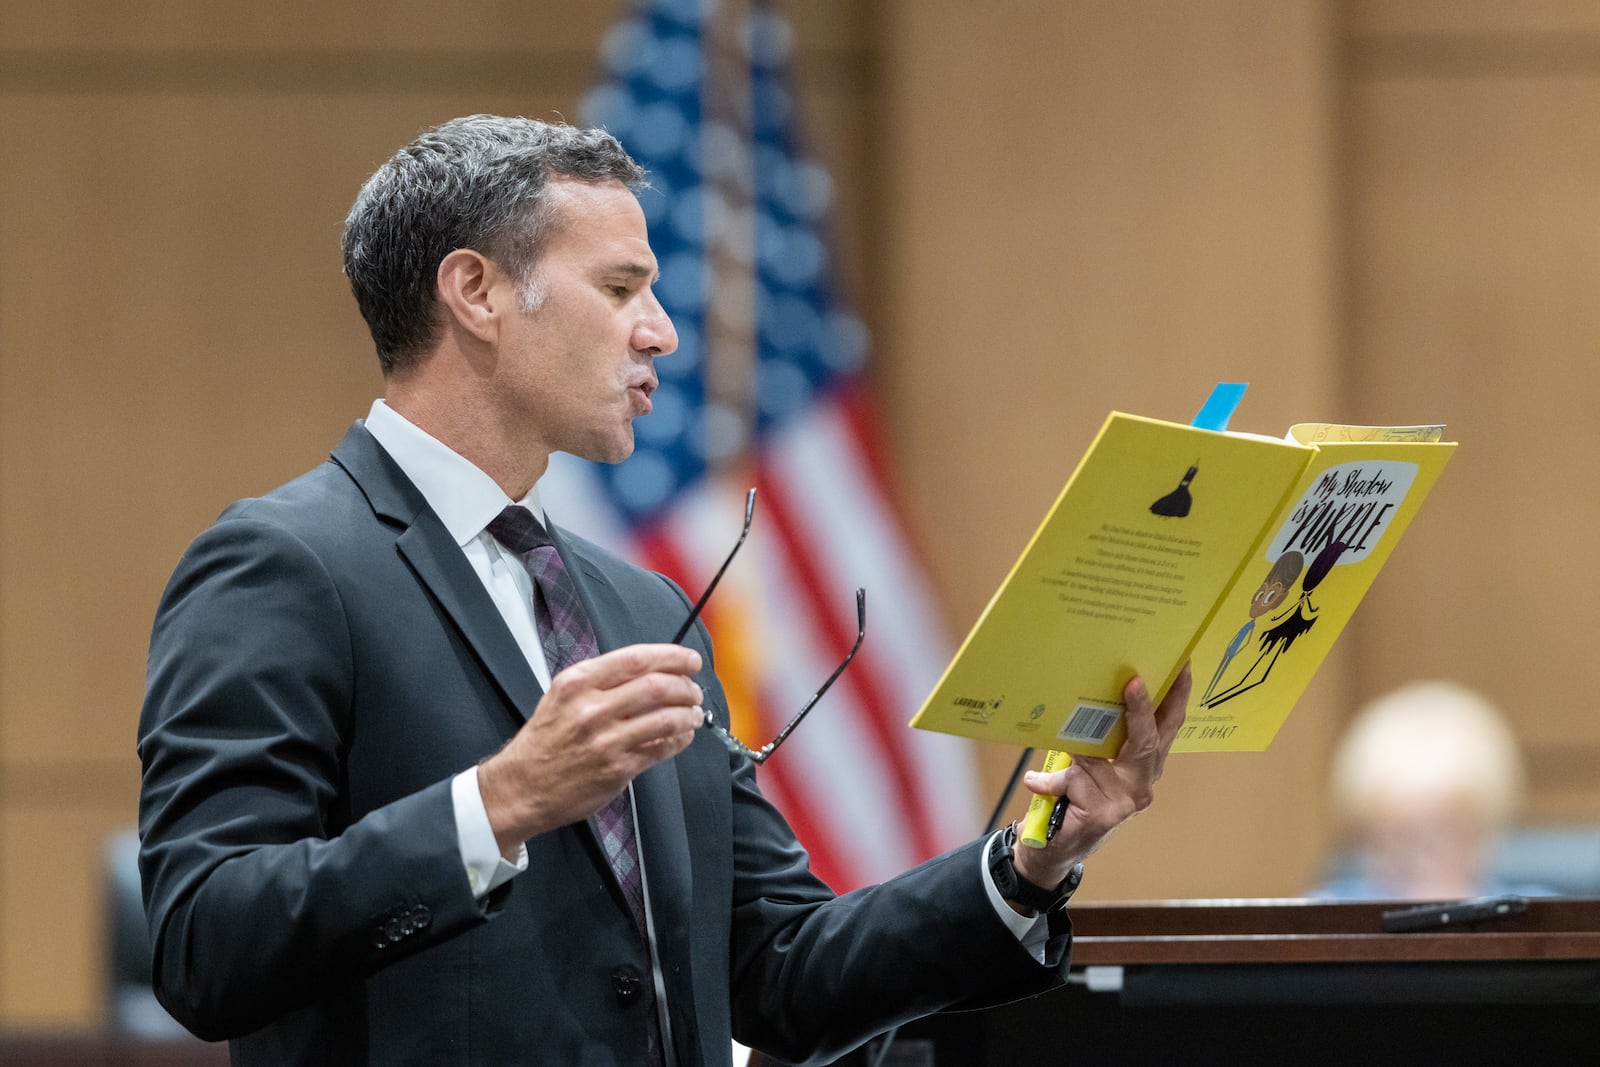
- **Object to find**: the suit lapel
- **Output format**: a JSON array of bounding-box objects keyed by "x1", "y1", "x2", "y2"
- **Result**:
[
  {"x1": 394, "y1": 523, "x2": 546, "y2": 719},
  {"x1": 329, "y1": 423, "x2": 545, "y2": 722}
]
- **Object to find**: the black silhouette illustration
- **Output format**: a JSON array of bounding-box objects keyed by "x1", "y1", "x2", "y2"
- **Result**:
[
  {"x1": 1202, "y1": 539, "x2": 1349, "y2": 709},
  {"x1": 1150, "y1": 462, "x2": 1199, "y2": 517}
]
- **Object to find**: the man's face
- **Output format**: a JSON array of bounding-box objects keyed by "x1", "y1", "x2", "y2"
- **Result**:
[{"x1": 493, "y1": 177, "x2": 677, "y2": 464}]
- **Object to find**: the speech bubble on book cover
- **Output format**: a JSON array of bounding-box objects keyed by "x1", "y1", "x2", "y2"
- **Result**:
[{"x1": 1263, "y1": 459, "x2": 1419, "y2": 567}]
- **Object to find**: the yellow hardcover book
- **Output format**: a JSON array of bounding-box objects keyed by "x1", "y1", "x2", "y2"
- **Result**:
[{"x1": 909, "y1": 412, "x2": 1455, "y2": 765}]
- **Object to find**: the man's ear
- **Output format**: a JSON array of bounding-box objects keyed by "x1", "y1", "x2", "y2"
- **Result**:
[{"x1": 436, "y1": 248, "x2": 506, "y2": 344}]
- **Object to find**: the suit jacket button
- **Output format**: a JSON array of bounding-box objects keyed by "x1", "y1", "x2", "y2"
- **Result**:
[
  {"x1": 410, "y1": 905, "x2": 432, "y2": 930},
  {"x1": 611, "y1": 967, "x2": 642, "y2": 1007},
  {"x1": 383, "y1": 918, "x2": 404, "y2": 943}
]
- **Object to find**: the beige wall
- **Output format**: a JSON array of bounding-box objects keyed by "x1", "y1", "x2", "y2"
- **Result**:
[
  {"x1": 877, "y1": 0, "x2": 1344, "y2": 903},
  {"x1": 1342, "y1": 0, "x2": 1600, "y2": 824},
  {"x1": 2, "y1": 0, "x2": 1596, "y2": 1031}
]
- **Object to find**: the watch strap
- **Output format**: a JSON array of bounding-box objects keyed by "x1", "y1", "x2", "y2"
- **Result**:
[{"x1": 989, "y1": 823, "x2": 1083, "y2": 914}]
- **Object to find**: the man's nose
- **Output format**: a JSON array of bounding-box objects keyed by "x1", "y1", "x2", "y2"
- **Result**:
[{"x1": 636, "y1": 297, "x2": 678, "y2": 357}]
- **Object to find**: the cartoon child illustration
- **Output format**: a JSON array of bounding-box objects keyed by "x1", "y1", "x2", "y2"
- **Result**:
[
  {"x1": 1203, "y1": 539, "x2": 1349, "y2": 709},
  {"x1": 1200, "y1": 551, "x2": 1304, "y2": 705}
]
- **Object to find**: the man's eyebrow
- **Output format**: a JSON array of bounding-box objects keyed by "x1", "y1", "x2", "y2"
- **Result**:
[{"x1": 603, "y1": 261, "x2": 660, "y2": 283}]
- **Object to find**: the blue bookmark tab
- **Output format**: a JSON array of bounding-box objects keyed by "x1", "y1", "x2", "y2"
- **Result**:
[{"x1": 1192, "y1": 382, "x2": 1248, "y2": 431}]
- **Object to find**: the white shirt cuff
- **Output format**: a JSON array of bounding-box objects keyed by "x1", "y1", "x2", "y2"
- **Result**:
[
  {"x1": 980, "y1": 828, "x2": 1053, "y2": 962},
  {"x1": 453, "y1": 767, "x2": 528, "y2": 898}
]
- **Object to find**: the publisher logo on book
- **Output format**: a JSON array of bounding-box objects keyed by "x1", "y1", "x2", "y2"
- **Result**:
[{"x1": 953, "y1": 695, "x2": 998, "y2": 723}]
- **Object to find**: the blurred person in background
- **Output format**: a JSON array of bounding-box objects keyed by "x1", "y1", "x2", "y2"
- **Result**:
[{"x1": 1310, "y1": 680, "x2": 1550, "y2": 901}]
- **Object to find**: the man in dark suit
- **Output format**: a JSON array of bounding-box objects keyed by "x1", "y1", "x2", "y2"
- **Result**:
[{"x1": 137, "y1": 115, "x2": 1189, "y2": 1065}]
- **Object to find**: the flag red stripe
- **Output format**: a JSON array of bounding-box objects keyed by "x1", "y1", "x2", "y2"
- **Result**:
[
  {"x1": 832, "y1": 379, "x2": 896, "y2": 494},
  {"x1": 632, "y1": 526, "x2": 699, "y2": 629},
  {"x1": 752, "y1": 464, "x2": 943, "y2": 865},
  {"x1": 833, "y1": 381, "x2": 950, "y2": 596}
]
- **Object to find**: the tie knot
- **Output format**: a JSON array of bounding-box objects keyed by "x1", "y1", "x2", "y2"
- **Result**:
[{"x1": 486, "y1": 505, "x2": 553, "y2": 556}]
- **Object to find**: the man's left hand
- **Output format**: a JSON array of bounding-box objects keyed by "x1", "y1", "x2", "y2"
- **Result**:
[{"x1": 1013, "y1": 662, "x2": 1191, "y2": 892}]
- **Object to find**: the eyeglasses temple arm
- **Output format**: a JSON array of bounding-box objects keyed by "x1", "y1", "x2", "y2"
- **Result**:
[
  {"x1": 755, "y1": 587, "x2": 866, "y2": 762},
  {"x1": 670, "y1": 487, "x2": 757, "y2": 645}
]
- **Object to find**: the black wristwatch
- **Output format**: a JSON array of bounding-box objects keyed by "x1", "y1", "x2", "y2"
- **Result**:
[{"x1": 987, "y1": 823, "x2": 1083, "y2": 914}]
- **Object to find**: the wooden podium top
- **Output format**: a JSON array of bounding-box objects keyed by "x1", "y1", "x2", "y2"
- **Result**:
[{"x1": 1068, "y1": 895, "x2": 1600, "y2": 966}]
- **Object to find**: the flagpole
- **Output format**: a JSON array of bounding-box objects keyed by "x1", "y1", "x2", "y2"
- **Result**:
[
  {"x1": 700, "y1": 0, "x2": 769, "y2": 752},
  {"x1": 702, "y1": 0, "x2": 758, "y2": 476}
]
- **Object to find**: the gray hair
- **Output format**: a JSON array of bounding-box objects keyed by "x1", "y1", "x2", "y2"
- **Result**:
[
  {"x1": 341, "y1": 115, "x2": 646, "y2": 374},
  {"x1": 1330, "y1": 680, "x2": 1525, "y2": 832}
]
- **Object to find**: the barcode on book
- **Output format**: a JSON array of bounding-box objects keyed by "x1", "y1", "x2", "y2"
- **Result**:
[{"x1": 1058, "y1": 702, "x2": 1122, "y2": 743}]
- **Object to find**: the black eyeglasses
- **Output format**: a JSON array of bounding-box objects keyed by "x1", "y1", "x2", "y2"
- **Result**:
[{"x1": 670, "y1": 487, "x2": 866, "y2": 764}]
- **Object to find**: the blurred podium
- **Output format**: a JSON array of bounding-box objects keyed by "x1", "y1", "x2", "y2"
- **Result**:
[
  {"x1": 7, "y1": 897, "x2": 1595, "y2": 1066},
  {"x1": 837, "y1": 897, "x2": 1600, "y2": 1066}
]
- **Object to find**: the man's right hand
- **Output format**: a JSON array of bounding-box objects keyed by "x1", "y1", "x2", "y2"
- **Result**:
[{"x1": 477, "y1": 643, "x2": 705, "y2": 857}]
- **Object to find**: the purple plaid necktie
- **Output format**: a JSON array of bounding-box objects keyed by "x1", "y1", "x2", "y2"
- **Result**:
[{"x1": 487, "y1": 505, "x2": 663, "y2": 1064}]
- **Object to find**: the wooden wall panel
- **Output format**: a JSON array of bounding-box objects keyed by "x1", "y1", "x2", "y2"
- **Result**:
[
  {"x1": 1349, "y1": 0, "x2": 1600, "y2": 37},
  {"x1": 0, "y1": 2, "x2": 612, "y2": 51},
  {"x1": 0, "y1": 803, "x2": 134, "y2": 1028},
  {"x1": 1344, "y1": 7, "x2": 1600, "y2": 821},
  {"x1": 878, "y1": 0, "x2": 1343, "y2": 900}
]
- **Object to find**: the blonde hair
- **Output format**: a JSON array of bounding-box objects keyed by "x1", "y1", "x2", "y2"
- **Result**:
[{"x1": 1330, "y1": 680, "x2": 1525, "y2": 833}]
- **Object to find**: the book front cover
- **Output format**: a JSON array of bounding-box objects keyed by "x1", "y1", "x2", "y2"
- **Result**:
[{"x1": 1178, "y1": 431, "x2": 1455, "y2": 752}]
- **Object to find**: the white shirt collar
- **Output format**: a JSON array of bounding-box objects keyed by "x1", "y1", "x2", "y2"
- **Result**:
[{"x1": 363, "y1": 399, "x2": 543, "y2": 546}]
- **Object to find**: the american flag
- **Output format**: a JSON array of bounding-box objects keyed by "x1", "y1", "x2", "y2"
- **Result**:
[{"x1": 540, "y1": 0, "x2": 983, "y2": 891}]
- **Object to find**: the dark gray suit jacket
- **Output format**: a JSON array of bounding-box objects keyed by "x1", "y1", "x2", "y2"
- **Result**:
[{"x1": 137, "y1": 424, "x2": 1069, "y2": 1066}]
